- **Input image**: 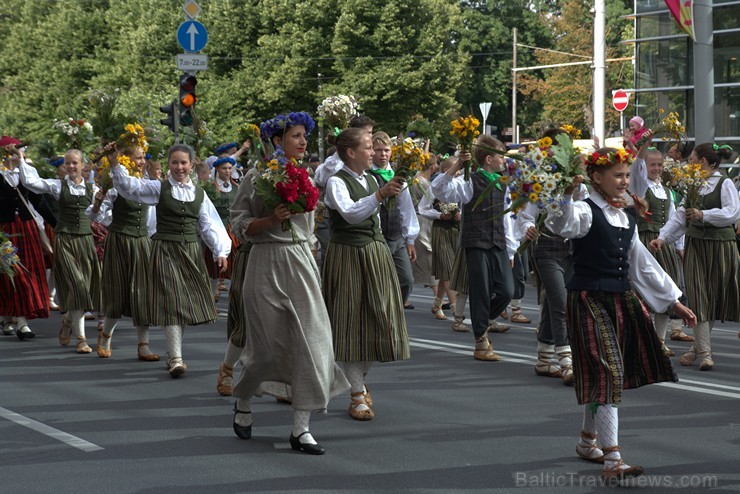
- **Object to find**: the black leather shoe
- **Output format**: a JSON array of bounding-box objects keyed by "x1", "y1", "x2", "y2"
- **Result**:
[
  {"x1": 290, "y1": 432, "x2": 325, "y2": 455},
  {"x1": 16, "y1": 327, "x2": 35, "y2": 341},
  {"x1": 441, "y1": 303, "x2": 451, "y2": 310},
  {"x1": 404, "y1": 304, "x2": 415, "y2": 310},
  {"x1": 233, "y1": 406, "x2": 252, "y2": 440}
]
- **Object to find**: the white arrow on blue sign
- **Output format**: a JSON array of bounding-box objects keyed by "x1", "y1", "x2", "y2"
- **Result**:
[{"x1": 177, "y1": 20, "x2": 208, "y2": 53}]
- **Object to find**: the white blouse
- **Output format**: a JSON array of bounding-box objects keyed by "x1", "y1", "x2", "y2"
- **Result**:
[
  {"x1": 545, "y1": 189, "x2": 682, "y2": 314},
  {"x1": 324, "y1": 165, "x2": 382, "y2": 225},
  {"x1": 513, "y1": 184, "x2": 589, "y2": 242},
  {"x1": 19, "y1": 159, "x2": 99, "y2": 200},
  {"x1": 85, "y1": 187, "x2": 157, "y2": 235},
  {"x1": 314, "y1": 152, "x2": 344, "y2": 188},
  {"x1": 631, "y1": 157, "x2": 684, "y2": 250},
  {"x1": 110, "y1": 165, "x2": 230, "y2": 259}
]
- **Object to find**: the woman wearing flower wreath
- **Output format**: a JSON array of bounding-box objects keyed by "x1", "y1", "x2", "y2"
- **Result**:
[
  {"x1": 229, "y1": 112, "x2": 349, "y2": 455},
  {"x1": 87, "y1": 145, "x2": 158, "y2": 361},
  {"x1": 323, "y1": 127, "x2": 410, "y2": 422},
  {"x1": 18, "y1": 147, "x2": 102, "y2": 353},
  {"x1": 651, "y1": 143, "x2": 740, "y2": 371},
  {"x1": 547, "y1": 147, "x2": 695, "y2": 482},
  {"x1": 110, "y1": 144, "x2": 230, "y2": 377},
  {"x1": 1, "y1": 140, "x2": 55, "y2": 340}
]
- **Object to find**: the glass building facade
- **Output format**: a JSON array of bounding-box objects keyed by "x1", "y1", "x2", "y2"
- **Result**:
[{"x1": 629, "y1": 1, "x2": 740, "y2": 151}]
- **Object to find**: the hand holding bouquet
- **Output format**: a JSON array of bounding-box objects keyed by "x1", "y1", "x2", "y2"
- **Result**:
[
  {"x1": 635, "y1": 110, "x2": 686, "y2": 149},
  {"x1": 388, "y1": 137, "x2": 428, "y2": 208},
  {"x1": 669, "y1": 162, "x2": 709, "y2": 225}
]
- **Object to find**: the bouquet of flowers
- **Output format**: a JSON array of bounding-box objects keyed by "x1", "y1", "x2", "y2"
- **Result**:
[
  {"x1": 436, "y1": 201, "x2": 459, "y2": 220},
  {"x1": 53, "y1": 117, "x2": 95, "y2": 151},
  {"x1": 389, "y1": 137, "x2": 428, "y2": 208},
  {"x1": 237, "y1": 123, "x2": 265, "y2": 164},
  {"x1": 559, "y1": 124, "x2": 582, "y2": 140},
  {"x1": 91, "y1": 122, "x2": 149, "y2": 163},
  {"x1": 449, "y1": 115, "x2": 480, "y2": 180},
  {"x1": 636, "y1": 109, "x2": 687, "y2": 148},
  {"x1": 669, "y1": 162, "x2": 709, "y2": 224},
  {"x1": 317, "y1": 94, "x2": 360, "y2": 133},
  {"x1": 253, "y1": 147, "x2": 320, "y2": 242},
  {"x1": 0, "y1": 232, "x2": 22, "y2": 287}
]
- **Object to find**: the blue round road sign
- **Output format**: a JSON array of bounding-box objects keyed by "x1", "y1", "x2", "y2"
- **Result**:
[{"x1": 177, "y1": 20, "x2": 208, "y2": 53}]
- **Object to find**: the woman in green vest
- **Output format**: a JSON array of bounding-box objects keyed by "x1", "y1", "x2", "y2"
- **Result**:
[
  {"x1": 88, "y1": 146, "x2": 158, "y2": 361},
  {"x1": 110, "y1": 144, "x2": 231, "y2": 377},
  {"x1": 323, "y1": 127, "x2": 411, "y2": 422},
  {"x1": 652, "y1": 143, "x2": 740, "y2": 371},
  {"x1": 206, "y1": 156, "x2": 239, "y2": 302},
  {"x1": 18, "y1": 148, "x2": 102, "y2": 353}
]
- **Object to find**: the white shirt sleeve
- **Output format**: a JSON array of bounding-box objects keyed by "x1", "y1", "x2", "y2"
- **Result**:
[
  {"x1": 702, "y1": 177, "x2": 740, "y2": 227},
  {"x1": 631, "y1": 157, "x2": 649, "y2": 198},
  {"x1": 86, "y1": 188, "x2": 116, "y2": 225},
  {"x1": 111, "y1": 165, "x2": 161, "y2": 205},
  {"x1": 18, "y1": 159, "x2": 61, "y2": 199},
  {"x1": 514, "y1": 201, "x2": 538, "y2": 242},
  {"x1": 628, "y1": 229, "x2": 681, "y2": 313},
  {"x1": 314, "y1": 152, "x2": 344, "y2": 188},
  {"x1": 398, "y1": 187, "x2": 420, "y2": 244},
  {"x1": 504, "y1": 211, "x2": 518, "y2": 259},
  {"x1": 545, "y1": 195, "x2": 594, "y2": 239},
  {"x1": 430, "y1": 173, "x2": 473, "y2": 204},
  {"x1": 198, "y1": 194, "x2": 231, "y2": 259},
  {"x1": 324, "y1": 174, "x2": 381, "y2": 225},
  {"x1": 418, "y1": 192, "x2": 441, "y2": 220}
]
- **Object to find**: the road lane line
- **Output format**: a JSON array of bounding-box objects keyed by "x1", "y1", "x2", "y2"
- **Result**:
[
  {"x1": 409, "y1": 338, "x2": 740, "y2": 399},
  {"x1": 0, "y1": 406, "x2": 104, "y2": 452}
]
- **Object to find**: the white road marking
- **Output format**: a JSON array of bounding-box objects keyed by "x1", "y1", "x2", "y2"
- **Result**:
[
  {"x1": 0, "y1": 406, "x2": 104, "y2": 452},
  {"x1": 409, "y1": 337, "x2": 740, "y2": 400}
]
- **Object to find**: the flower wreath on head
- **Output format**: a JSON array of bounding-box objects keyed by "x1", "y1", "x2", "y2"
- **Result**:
[
  {"x1": 260, "y1": 112, "x2": 316, "y2": 142},
  {"x1": 585, "y1": 148, "x2": 635, "y2": 167},
  {"x1": 213, "y1": 156, "x2": 236, "y2": 168}
]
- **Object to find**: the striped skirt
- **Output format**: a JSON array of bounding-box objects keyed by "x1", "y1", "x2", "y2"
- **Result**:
[
  {"x1": 101, "y1": 232, "x2": 150, "y2": 325},
  {"x1": 53, "y1": 233, "x2": 101, "y2": 312},
  {"x1": 205, "y1": 227, "x2": 239, "y2": 280},
  {"x1": 638, "y1": 230, "x2": 682, "y2": 287},
  {"x1": 449, "y1": 247, "x2": 469, "y2": 294},
  {"x1": 0, "y1": 217, "x2": 49, "y2": 319},
  {"x1": 566, "y1": 290, "x2": 677, "y2": 405},
  {"x1": 226, "y1": 242, "x2": 252, "y2": 347},
  {"x1": 323, "y1": 240, "x2": 410, "y2": 362},
  {"x1": 431, "y1": 223, "x2": 459, "y2": 281},
  {"x1": 412, "y1": 215, "x2": 436, "y2": 286},
  {"x1": 148, "y1": 239, "x2": 217, "y2": 326},
  {"x1": 684, "y1": 237, "x2": 740, "y2": 322}
]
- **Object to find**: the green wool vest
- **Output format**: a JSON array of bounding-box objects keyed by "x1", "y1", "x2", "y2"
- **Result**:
[
  {"x1": 328, "y1": 169, "x2": 385, "y2": 247},
  {"x1": 686, "y1": 177, "x2": 735, "y2": 241},
  {"x1": 213, "y1": 185, "x2": 238, "y2": 227},
  {"x1": 55, "y1": 181, "x2": 93, "y2": 235},
  {"x1": 152, "y1": 180, "x2": 204, "y2": 242},
  {"x1": 638, "y1": 185, "x2": 671, "y2": 233},
  {"x1": 108, "y1": 194, "x2": 149, "y2": 237}
]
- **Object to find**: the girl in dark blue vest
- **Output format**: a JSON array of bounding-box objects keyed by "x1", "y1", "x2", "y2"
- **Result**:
[{"x1": 547, "y1": 148, "x2": 695, "y2": 482}]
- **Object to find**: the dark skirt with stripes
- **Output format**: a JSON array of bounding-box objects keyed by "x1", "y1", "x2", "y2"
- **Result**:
[
  {"x1": 205, "y1": 227, "x2": 239, "y2": 280},
  {"x1": 323, "y1": 240, "x2": 410, "y2": 362},
  {"x1": 431, "y1": 223, "x2": 459, "y2": 281},
  {"x1": 684, "y1": 237, "x2": 740, "y2": 322},
  {"x1": 148, "y1": 239, "x2": 217, "y2": 326},
  {"x1": 0, "y1": 217, "x2": 49, "y2": 319},
  {"x1": 638, "y1": 230, "x2": 682, "y2": 287},
  {"x1": 43, "y1": 223, "x2": 54, "y2": 269},
  {"x1": 226, "y1": 242, "x2": 252, "y2": 347},
  {"x1": 101, "y1": 232, "x2": 150, "y2": 325},
  {"x1": 566, "y1": 290, "x2": 677, "y2": 405},
  {"x1": 449, "y1": 247, "x2": 469, "y2": 294},
  {"x1": 53, "y1": 233, "x2": 101, "y2": 312}
]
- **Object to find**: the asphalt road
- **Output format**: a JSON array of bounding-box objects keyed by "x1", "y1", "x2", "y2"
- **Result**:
[{"x1": 1, "y1": 284, "x2": 739, "y2": 494}]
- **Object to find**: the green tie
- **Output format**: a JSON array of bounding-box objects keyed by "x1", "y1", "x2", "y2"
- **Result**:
[
  {"x1": 478, "y1": 169, "x2": 502, "y2": 190},
  {"x1": 373, "y1": 167, "x2": 395, "y2": 182}
]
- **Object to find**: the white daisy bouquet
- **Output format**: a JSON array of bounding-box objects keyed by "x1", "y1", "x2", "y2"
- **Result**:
[
  {"x1": 317, "y1": 94, "x2": 360, "y2": 132},
  {"x1": 53, "y1": 117, "x2": 95, "y2": 151}
]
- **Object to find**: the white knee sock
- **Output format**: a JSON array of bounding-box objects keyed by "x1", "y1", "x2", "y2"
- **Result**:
[
  {"x1": 102, "y1": 317, "x2": 119, "y2": 337},
  {"x1": 581, "y1": 404, "x2": 597, "y2": 435},
  {"x1": 292, "y1": 410, "x2": 317, "y2": 444},
  {"x1": 510, "y1": 298, "x2": 522, "y2": 310},
  {"x1": 16, "y1": 317, "x2": 29, "y2": 331},
  {"x1": 595, "y1": 405, "x2": 622, "y2": 469},
  {"x1": 694, "y1": 321, "x2": 712, "y2": 355},
  {"x1": 223, "y1": 341, "x2": 243, "y2": 369},
  {"x1": 68, "y1": 310, "x2": 86, "y2": 340},
  {"x1": 455, "y1": 293, "x2": 468, "y2": 317},
  {"x1": 164, "y1": 325, "x2": 183, "y2": 362},
  {"x1": 654, "y1": 313, "x2": 669, "y2": 341},
  {"x1": 342, "y1": 362, "x2": 366, "y2": 393}
]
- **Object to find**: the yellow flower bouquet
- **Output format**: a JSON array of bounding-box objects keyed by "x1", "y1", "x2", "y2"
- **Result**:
[{"x1": 449, "y1": 115, "x2": 480, "y2": 180}]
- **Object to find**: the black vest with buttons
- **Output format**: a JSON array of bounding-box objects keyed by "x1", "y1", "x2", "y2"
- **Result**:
[
  {"x1": 369, "y1": 170, "x2": 404, "y2": 241},
  {"x1": 108, "y1": 194, "x2": 149, "y2": 237},
  {"x1": 567, "y1": 198, "x2": 634, "y2": 292},
  {"x1": 152, "y1": 180, "x2": 203, "y2": 242},
  {"x1": 55, "y1": 181, "x2": 93, "y2": 235}
]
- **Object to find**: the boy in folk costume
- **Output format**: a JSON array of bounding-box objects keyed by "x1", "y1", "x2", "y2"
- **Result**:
[
  {"x1": 368, "y1": 131, "x2": 418, "y2": 308},
  {"x1": 431, "y1": 135, "x2": 518, "y2": 360}
]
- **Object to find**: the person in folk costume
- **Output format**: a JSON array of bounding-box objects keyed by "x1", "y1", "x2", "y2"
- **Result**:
[
  {"x1": 367, "y1": 131, "x2": 419, "y2": 309},
  {"x1": 18, "y1": 147, "x2": 102, "y2": 353},
  {"x1": 44, "y1": 156, "x2": 67, "y2": 311},
  {"x1": 410, "y1": 153, "x2": 441, "y2": 304},
  {"x1": 1, "y1": 141, "x2": 55, "y2": 339},
  {"x1": 431, "y1": 135, "x2": 519, "y2": 361},
  {"x1": 229, "y1": 112, "x2": 349, "y2": 455},
  {"x1": 631, "y1": 137, "x2": 691, "y2": 355},
  {"x1": 418, "y1": 157, "x2": 461, "y2": 321},
  {"x1": 514, "y1": 129, "x2": 589, "y2": 385},
  {"x1": 651, "y1": 143, "x2": 740, "y2": 371},
  {"x1": 82, "y1": 159, "x2": 107, "y2": 331},
  {"x1": 110, "y1": 144, "x2": 230, "y2": 377},
  {"x1": 323, "y1": 127, "x2": 410, "y2": 422},
  {"x1": 216, "y1": 141, "x2": 250, "y2": 182},
  {"x1": 204, "y1": 156, "x2": 240, "y2": 301},
  {"x1": 87, "y1": 146, "x2": 159, "y2": 360},
  {"x1": 547, "y1": 148, "x2": 695, "y2": 482}
]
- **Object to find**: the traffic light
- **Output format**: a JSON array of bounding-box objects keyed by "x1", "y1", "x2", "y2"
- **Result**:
[
  {"x1": 179, "y1": 73, "x2": 198, "y2": 127},
  {"x1": 159, "y1": 100, "x2": 177, "y2": 133}
]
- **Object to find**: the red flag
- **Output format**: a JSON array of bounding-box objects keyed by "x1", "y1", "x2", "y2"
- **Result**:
[{"x1": 664, "y1": 0, "x2": 696, "y2": 41}]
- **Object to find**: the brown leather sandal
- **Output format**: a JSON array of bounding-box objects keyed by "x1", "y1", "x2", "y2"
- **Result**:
[
  {"x1": 348, "y1": 391, "x2": 374, "y2": 421},
  {"x1": 217, "y1": 363, "x2": 234, "y2": 396},
  {"x1": 575, "y1": 431, "x2": 604, "y2": 463},
  {"x1": 97, "y1": 330, "x2": 112, "y2": 358},
  {"x1": 76, "y1": 337, "x2": 92, "y2": 354},
  {"x1": 137, "y1": 342, "x2": 160, "y2": 362},
  {"x1": 600, "y1": 446, "x2": 644, "y2": 481}
]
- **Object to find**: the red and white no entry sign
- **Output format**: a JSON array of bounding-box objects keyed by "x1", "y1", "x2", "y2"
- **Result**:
[{"x1": 612, "y1": 90, "x2": 629, "y2": 112}]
